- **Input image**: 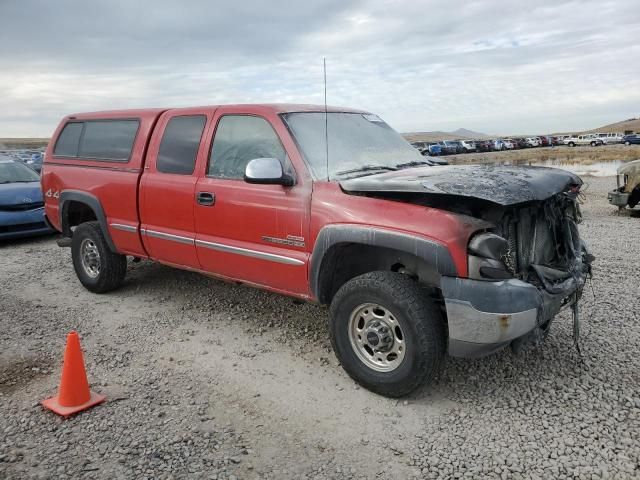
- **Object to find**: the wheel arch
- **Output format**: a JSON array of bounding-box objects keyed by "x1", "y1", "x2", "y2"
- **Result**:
[
  {"x1": 59, "y1": 190, "x2": 117, "y2": 252},
  {"x1": 310, "y1": 225, "x2": 457, "y2": 304}
]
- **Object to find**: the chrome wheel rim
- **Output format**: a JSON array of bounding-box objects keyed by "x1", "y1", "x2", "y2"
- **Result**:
[
  {"x1": 80, "y1": 239, "x2": 101, "y2": 278},
  {"x1": 348, "y1": 303, "x2": 406, "y2": 372}
]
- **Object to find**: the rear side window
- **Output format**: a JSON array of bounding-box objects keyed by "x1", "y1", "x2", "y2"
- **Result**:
[
  {"x1": 53, "y1": 122, "x2": 83, "y2": 157},
  {"x1": 53, "y1": 119, "x2": 139, "y2": 161},
  {"x1": 79, "y1": 120, "x2": 139, "y2": 161},
  {"x1": 209, "y1": 115, "x2": 286, "y2": 179},
  {"x1": 157, "y1": 115, "x2": 206, "y2": 175}
]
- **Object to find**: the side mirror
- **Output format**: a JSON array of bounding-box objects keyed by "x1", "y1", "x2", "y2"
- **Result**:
[{"x1": 244, "y1": 158, "x2": 294, "y2": 187}]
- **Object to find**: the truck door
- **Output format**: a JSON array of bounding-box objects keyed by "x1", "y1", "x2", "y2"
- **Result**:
[
  {"x1": 193, "y1": 110, "x2": 311, "y2": 296},
  {"x1": 139, "y1": 108, "x2": 212, "y2": 268}
]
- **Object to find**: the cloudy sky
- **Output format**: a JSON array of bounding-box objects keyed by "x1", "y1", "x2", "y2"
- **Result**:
[{"x1": 1, "y1": 0, "x2": 639, "y2": 137}]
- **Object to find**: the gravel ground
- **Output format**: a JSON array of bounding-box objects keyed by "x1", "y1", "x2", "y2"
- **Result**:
[{"x1": 1, "y1": 175, "x2": 639, "y2": 479}]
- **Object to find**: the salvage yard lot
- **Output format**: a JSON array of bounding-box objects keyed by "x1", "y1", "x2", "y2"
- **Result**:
[{"x1": 1, "y1": 176, "x2": 639, "y2": 479}]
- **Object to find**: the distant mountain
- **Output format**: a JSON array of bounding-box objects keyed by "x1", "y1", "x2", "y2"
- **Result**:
[
  {"x1": 449, "y1": 128, "x2": 489, "y2": 138},
  {"x1": 403, "y1": 128, "x2": 490, "y2": 143}
]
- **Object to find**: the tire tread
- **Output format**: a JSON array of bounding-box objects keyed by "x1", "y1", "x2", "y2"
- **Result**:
[
  {"x1": 329, "y1": 271, "x2": 445, "y2": 397},
  {"x1": 72, "y1": 221, "x2": 127, "y2": 293}
]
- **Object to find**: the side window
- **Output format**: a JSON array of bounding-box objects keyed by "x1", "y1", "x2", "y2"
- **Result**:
[
  {"x1": 209, "y1": 115, "x2": 287, "y2": 179},
  {"x1": 79, "y1": 120, "x2": 139, "y2": 161},
  {"x1": 157, "y1": 115, "x2": 206, "y2": 175},
  {"x1": 53, "y1": 122, "x2": 83, "y2": 157},
  {"x1": 53, "y1": 120, "x2": 139, "y2": 161}
]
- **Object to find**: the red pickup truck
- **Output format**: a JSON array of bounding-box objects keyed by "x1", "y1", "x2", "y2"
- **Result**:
[{"x1": 42, "y1": 104, "x2": 592, "y2": 397}]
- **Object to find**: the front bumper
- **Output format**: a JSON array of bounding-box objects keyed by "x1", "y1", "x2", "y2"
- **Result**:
[
  {"x1": 607, "y1": 189, "x2": 629, "y2": 207},
  {"x1": 0, "y1": 207, "x2": 53, "y2": 240},
  {"x1": 441, "y1": 275, "x2": 585, "y2": 358}
]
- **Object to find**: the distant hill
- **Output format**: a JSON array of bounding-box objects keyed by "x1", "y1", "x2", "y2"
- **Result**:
[
  {"x1": 403, "y1": 128, "x2": 491, "y2": 143},
  {"x1": 583, "y1": 117, "x2": 640, "y2": 134},
  {"x1": 450, "y1": 128, "x2": 489, "y2": 138}
]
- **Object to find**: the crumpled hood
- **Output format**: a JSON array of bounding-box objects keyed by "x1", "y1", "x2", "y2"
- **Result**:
[
  {"x1": 340, "y1": 165, "x2": 582, "y2": 206},
  {"x1": 0, "y1": 182, "x2": 44, "y2": 206}
]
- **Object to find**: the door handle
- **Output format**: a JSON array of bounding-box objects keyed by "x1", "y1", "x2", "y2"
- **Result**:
[{"x1": 196, "y1": 192, "x2": 215, "y2": 206}]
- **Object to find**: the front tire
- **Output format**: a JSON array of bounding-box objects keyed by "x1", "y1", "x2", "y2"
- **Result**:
[
  {"x1": 625, "y1": 141, "x2": 631, "y2": 146},
  {"x1": 71, "y1": 221, "x2": 127, "y2": 293},
  {"x1": 329, "y1": 272, "x2": 445, "y2": 397}
]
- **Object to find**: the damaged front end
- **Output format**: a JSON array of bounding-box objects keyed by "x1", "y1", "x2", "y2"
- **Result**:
[
  {"x1": 445, "y1": 190, "x2": 593, "y2": 357},
  {"x1": 340, "y1": 165, "x2": 594, "y2": 357}
]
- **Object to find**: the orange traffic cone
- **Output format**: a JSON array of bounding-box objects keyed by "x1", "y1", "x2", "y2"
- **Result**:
[{"x1": 42, "y1": 331, "x2": 105, "y2": 417}]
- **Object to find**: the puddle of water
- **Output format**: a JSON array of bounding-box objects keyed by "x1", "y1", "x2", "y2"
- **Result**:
[
  {"x1": 529, "y1": 159, "x2": 627, "y2": 177},
  {"x1": 484, "y1": 158, "x2": 638, "y2": 177}
]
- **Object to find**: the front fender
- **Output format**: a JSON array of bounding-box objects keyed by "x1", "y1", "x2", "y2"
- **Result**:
[{"x1": 309, "y1": 224, "x2": 457, "y2": 301}]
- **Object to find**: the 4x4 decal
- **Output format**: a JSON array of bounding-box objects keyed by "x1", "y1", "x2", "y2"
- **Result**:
[{"x1": 45, "y1": 189, "x2": 60, "y2": 199}]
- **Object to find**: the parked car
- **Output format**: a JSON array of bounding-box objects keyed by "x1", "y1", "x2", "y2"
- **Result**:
[
  {"x1": 474, "y1": 140, "x2": 493, "y2": 152},
  {"x1": 508, "y1": 138, "x2": 525, "y2": 149},
  {"x1": 0, "y1": 156, "x2": 52, "y2": 240},
  {"x1": 436, "y1": 142, "x2": 454, "y2": 155},
  {"x1": 525, "y1": 137, "x2": 540, "y2": 147},
  {"x1": 608, "y1": 159, "x2": 640, "y2": 209},
  {"x1": 24, "y1": 152, "x2": 44, "y2": 173},
  {"x1": 623, "y1": 134, "x2": 640, "y2": 145},
  {"x1": 597, "y1": 132, "x2": 624, "y2": 144},
  {"x1": 442, "y1": 140, "x2": 464, "y2": 154},
  {"x1": 494, "y1": 139, "x2": 514, "y2": 150},
  {"x1": 41, "y1": 104, "x2": 593, "y2": 398},
  {"x1": 563, "y1": 135, "x2": 603, "y2": 147},
  {"x1": 458, "y1": 140, "x2": 476, "y2": 153},
  {"x1": 425, "y1": 143, "x2": 442, "y2": 156}
]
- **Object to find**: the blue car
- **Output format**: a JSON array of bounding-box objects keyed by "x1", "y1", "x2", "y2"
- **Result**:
[
  {"x1": 426, "y1": 142, "x2": 442, "y2": 156},
  {"x1": 623, "y1": 134, "x2": 640, "y2": 145},
  {"x1": 0, "y1": 156, "x2": 52, "y2": 240}
]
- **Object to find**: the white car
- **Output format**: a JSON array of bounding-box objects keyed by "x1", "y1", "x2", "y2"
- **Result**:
[
  {"x1": 563, "y1": 135, "x2": 604, "y2": 147},
  {"x1": 525, "y1": 137, "x2": 540, "y2": 147},
  {"x1": 494, "y1": 139, "x2": 514, "y2": 150},
  {"x1": 459, "y1": 140, "x2": 476, "y2": 152},
  {"x1": 596, "y1": 132, "x2": 624, "y2": 144}
]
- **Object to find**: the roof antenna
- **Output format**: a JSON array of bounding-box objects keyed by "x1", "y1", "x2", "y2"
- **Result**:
[{"x1": 323, "y1": 57, "x2": 329, "y2": 180}]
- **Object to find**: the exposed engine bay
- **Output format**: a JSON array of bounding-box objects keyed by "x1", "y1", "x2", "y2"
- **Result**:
[{"x1": 340, "y1": 164, "x2": 594, "y2": 299}]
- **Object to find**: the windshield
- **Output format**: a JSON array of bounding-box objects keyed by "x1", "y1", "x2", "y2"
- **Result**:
[
  {"x1": 282, "y1": 112, "x2": 423, "y2": 179},
  {"x1": 0, "y1": 161, "x2": 40, "y2": 183}
]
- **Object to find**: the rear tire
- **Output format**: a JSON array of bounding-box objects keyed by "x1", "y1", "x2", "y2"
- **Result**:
[
  {"x1": 71, "y1": 221, "x2": 127, "y2": 293},
  {"x1": 569, "y1": 142, "x2": 575, "y2": 147},
  {"x1": 329, "y1": 272, "x2": 445, "y2": 397}
]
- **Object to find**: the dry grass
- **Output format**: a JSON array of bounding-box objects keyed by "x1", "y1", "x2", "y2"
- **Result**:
[
  {"x1": 444, "y1": 144, "x2": 640, "y2": 165},
  {"x1": 0, "y1": 138, "x2": 49, "y2": 149}
]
